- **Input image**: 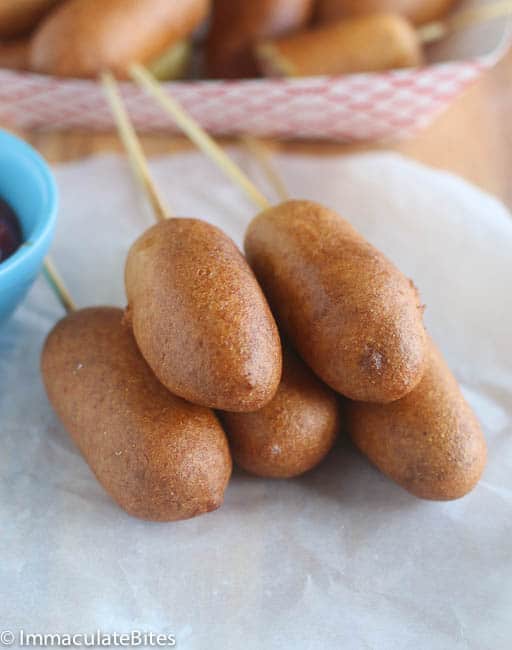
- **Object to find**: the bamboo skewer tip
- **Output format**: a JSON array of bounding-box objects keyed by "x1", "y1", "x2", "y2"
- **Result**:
[{"x1": 43, "y1": 257, "x2": 76, "y2": 314}]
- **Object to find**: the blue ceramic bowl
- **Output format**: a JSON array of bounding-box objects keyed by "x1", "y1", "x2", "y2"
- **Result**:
[{"x1": 0, "y1": 130, "x2": 58, "y2": 325}]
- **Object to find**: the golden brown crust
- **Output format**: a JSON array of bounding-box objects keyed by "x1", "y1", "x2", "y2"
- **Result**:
[
  {"x1": 245, "y1": 200, "x2": 427, "y2": 403},
  {"x1": 257, "y1": 13, "x2": 423, "y2": 77},
  {"x1": 207, "y1": 0, "x2": 314, "y2": 78},
  {"x1": 0, "y1": 39, "x2": 29, "y2": 70},
  {"x1": 41, "y1": 307, "x2": 232, "y2": 522},
  {"x1": 125, "y1": 219, "x2": 282, "y2": 413},
  {"x1": 221, "y1": 348, "x2": 340, "y2": 478},
  {"x1": 0, "y1": 0, "x2": 60, "y2": 39},
  {"x1": 316, "y1": 0, "x2": 458, "y2": 26},
  {"x1": 346, "y1": 339, "x2": 487, "y2": 500},
  {"x1": 30, "y1": 0, "x2": 210, "y2": 78}
]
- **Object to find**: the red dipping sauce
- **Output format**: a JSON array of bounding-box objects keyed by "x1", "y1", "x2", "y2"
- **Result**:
[{"x1": 0, "y1": 197, "x2": 22, "y2": 263}]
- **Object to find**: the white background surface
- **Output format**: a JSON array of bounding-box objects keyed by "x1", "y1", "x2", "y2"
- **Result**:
[{"x1": 0, "y1": 151, "x2": 511, "y2": 649}]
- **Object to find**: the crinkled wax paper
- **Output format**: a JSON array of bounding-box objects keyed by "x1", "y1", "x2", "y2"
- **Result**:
[{"x1": 1, "y1": 151, "x2": 511, "y2": 649}]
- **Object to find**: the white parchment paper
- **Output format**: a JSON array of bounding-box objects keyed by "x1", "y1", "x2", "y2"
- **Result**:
[{"x1": 0, "y1": 151, "x2": 511, "y2": 650}]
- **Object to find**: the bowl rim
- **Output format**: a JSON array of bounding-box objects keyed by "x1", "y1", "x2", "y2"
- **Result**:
[{"x1": 0, "y1": 129, "x2": 58, "y2": 282}]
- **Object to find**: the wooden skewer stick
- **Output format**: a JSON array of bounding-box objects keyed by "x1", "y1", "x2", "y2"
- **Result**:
[
  {"x1": 129, "y1": 63, "x2": 271, "y2": 212},
  {"x1": 101, "y1": 71, "x2": 171, "y2": 222},
  {"x1": 44, "y1": 72, "x2": 170, "y2": 317},
  {"x1": 241, "y1": 135, "x2": 290, "y2": 203},
  {"x1": 43, "y1": 257, "x2": 76, "y2": 314},
  {"x1": 418, "y1": 0, "x2": 512, "y2": 44}
]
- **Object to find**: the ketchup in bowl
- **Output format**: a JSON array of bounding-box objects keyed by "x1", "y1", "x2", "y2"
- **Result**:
[{"x1": 0, "y1": 197, "x2": 22, "y2": 263}]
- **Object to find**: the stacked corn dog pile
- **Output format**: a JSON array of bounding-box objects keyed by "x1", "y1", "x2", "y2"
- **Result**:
[
  {"x1": 39, "y1": 70, "x2": 487, "y2": 523},
  {"x1": 1, "y1": 0, "x2": 509, "y2": 79}
]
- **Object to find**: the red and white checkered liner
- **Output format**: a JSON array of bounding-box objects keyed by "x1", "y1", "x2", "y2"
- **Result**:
[
  {"x1": 0, "y1": 58, "x2": 493, "y2": 141},
  {"x1": 1, "y1": 0, "x2": 511, "y2": 141}
]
